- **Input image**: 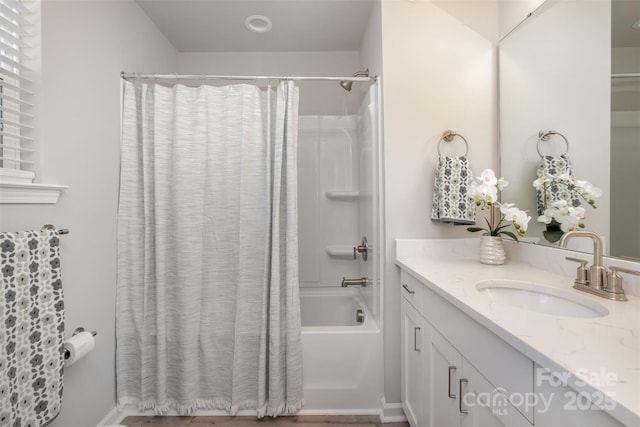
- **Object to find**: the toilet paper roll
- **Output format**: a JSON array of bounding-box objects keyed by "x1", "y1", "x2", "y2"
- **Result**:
[{"x1": 64, "y1": 331, "x2": 95, "y2": 366}]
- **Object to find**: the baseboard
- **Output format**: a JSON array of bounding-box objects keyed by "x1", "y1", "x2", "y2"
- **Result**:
[
  {"x1": 100, "y1": 402, "x2": 401, "y2": 425},
  {"x1": 95, "y1": 407, "x2": 125, "y2": 426},
  {"x1": 379, "y1": 397, "x2": 407, "y2": 423}
]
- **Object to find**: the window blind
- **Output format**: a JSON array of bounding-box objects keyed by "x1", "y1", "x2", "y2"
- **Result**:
[{"x1": 0, "y1": 0, "x2": 37, "y2": 181}]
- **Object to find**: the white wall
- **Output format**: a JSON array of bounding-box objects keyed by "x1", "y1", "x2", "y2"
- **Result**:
[
  {"x1": 498, "y1": 0, "x2": 546, "y2": 40},
  {"x1": 0, "y1": 1, "x2": 178, "y2": 426},
  {"x1": 380, "y1": 0, "x2": 498, "y2": 403},
  {"x1": 499, "y1": 0, "x2": 611, "y2": 249}
]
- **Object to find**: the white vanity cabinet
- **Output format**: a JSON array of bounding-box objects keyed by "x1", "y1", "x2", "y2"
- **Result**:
[
  {"x1": 401, "y1": 290, "x2": 424, "y2": 427},
  {"x1": 402, "y1": 273, "x2": 531, "y2": 426},
  {"x1": 400, "y1": 267, "x2": 627, "y2": 427},
  {"x1": 401, "y1": 270, "x2": 532, "y2": 427}
]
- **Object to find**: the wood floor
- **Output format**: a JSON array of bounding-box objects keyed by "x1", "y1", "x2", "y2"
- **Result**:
[{"x1": 121, "y1": 415, "x2": 409, "y2": 427}]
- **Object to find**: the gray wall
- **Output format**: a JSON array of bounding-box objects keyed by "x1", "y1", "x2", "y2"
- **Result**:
[{"x1": 0, "y1": 2, "x2": 178, "y2": 425}]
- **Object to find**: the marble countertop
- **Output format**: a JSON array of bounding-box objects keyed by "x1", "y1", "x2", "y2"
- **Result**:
[{"x1": 395, "y1": 239, "x2": 640, "y2": 426}]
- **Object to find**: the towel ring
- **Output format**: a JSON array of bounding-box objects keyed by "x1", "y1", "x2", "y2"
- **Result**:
[
  {"x1": 537, "y1": 129, "x2": 569, "y2": 158},
  {"x1": 438, "y1": 130, "x2": 469, "y2": 157}
]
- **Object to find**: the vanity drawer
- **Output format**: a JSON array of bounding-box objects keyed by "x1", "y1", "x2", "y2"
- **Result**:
[{"x1": 400, "y1": 270, "x2": 424, "y2": 314}]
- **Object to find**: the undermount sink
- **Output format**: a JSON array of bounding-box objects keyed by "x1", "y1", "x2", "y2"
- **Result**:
[{"x1": 475, "y1": 279, "x2": 609, "y2": 318}]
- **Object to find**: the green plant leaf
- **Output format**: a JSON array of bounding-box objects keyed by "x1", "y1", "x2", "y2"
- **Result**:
[
  {"x1": 500, "y1": 231, "x2": 519, "y2": 242},
  {"x1": 467, "y1": 227, "x2": 486, "y2": 233}
]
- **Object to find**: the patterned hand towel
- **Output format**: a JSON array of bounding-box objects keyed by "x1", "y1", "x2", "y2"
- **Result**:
[
  {"x1": 431, "y1": 156, "x2": 476, "y2": 225},
  {"x1": 0, "y1": 229, "x2": 65, "y2": 427},
  {"x1": 536, "y1": 154, "x2": 581, "y2": 215}
]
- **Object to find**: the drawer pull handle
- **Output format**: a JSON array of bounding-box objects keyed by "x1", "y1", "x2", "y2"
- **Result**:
[
  {"x1": 459, "y1": 378, "x2": 469, "y2": 414},
  {"x1": 414, "y1": 327, "x2": 421, "y2": 351},
  {"x1": 402, "y1": 284, "x2": 415, "y2": 295},
  {"x1": 448, "y1": 366, "x2": 456, "y2": 398}
]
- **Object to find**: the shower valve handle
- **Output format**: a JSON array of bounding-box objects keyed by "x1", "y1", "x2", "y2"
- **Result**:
[{"x1": 353, "y1": 236, "x2": 369, "y2": 262}]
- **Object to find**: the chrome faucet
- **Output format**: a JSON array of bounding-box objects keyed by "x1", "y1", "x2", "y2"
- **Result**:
[
  {"x1": 560, "y1": 231, "x2": 638, "y2": 301},
  {"x1": 341, "y1": 277, "x2": 371, "y2": 287},
  {"x1": 559, "y1": 231, "x2": 606, "y2": 290}
]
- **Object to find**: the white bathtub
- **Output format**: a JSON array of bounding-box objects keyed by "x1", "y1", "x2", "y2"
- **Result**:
[{"x1": 299, "y1": 287, "x2": 383, "y2": 414}]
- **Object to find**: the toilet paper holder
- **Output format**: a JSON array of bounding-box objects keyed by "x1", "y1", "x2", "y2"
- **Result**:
[{"x1": 64, "y1": 327, "x2": 97, "y2": 360}]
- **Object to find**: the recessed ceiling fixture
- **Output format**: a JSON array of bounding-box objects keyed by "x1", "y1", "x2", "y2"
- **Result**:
[
  {"x1": 632, "y1": 19, "x2": 640, "y2": 30},
  {"x1": 245, "y1": 15, "x2": 272, "y2": 33}
]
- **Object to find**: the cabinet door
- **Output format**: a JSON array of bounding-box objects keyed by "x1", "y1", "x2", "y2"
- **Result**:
[
  {"x1": 401, "y1": 297, "x2": 424, "y2": 427},
  {"x1": 461, "y1": 360, "x2": 531, "y2": 427},
  {"x1": 534, "y1": 365, "x2": 625, "y2": 427},
  {"x1": 427, "y1": 327, "x2": 464, "y2": 427}
]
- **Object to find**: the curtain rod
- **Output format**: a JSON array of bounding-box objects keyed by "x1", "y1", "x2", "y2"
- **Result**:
[
  {"x1": 121, "y1": 72, "x2": 374, "y2": 83},
  {"x1": 612, "y1": 73, "x2": 640, "y2": 79}
]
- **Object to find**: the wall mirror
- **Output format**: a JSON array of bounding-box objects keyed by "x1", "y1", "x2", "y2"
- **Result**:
[{"x1": 498, "y1": 0, "x2": 640, "y2": 260}]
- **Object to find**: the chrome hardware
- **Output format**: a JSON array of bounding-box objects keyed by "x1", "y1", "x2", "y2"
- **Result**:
[
  {"x1": 438, "y1": 130, "x2": 469, "y2": 157},
  {"x1": 448, "y1": 366, "x2": 457, "y2": 398},
  {"x1": 41, "y1": 224, "x2": 70, "y2": 235},
  {"x1": 459, "y1": 378, "x2": 469, "y2": 414},
  {"x1": 606, "y1": 266, "x2": 639, "y2": 302},
  {"x1": 341, "y1": 277, "x2": 371, "y2": 287},
  {"x1": 402, "y1": 284, "x2": 415, "y2": 295},
  {"x1": 72, "y1": 327, "x2": 97, "y2": 337},
  {"x1": 537, "y1": 129, "x2": 569, "y2": 158},
  {"x1": 565, "y1": 257, "x2": 589, "y2": 286},
  {"x1": 560, "y1": 231, "x2": 605, "y2": 290},
  {"x1": 560, "y1": 231, "x2": 630, "y2": 302},
  {"x1": 414, "y1": 327, "x2": 421, "y2": 351},
  {"x1": 356, "y1": 309, "x2": 365, "y2": 324},
  {"x1": 353, "y1": 236, "x2": 368, "y2": 261}
]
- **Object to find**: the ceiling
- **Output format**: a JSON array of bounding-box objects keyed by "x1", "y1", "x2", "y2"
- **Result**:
[
  {"x1": 612, "y1": 0, "x2": 640, "y2": 48},
  {"x1": 135, "y1": 0, "x2": 374, "y2": 52},
  {"x1": 136, "y1": 0, "x2": 639, "y2": 52}
]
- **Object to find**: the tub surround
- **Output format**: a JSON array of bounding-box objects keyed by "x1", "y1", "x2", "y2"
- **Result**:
[{"x1": 396, "y1": 238, "x2": 640, "y2": 426}]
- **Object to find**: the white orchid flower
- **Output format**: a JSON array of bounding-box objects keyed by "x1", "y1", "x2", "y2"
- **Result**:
[
  {"x1": 513, "y1": 210, "x2": 531, "y2": 235},
  {"x1": 497, "y1": 177, "x2": 509, "y2": 191},
  {"x1": 557, "y1": 171, "x2": 575, "y2": 182},
  {"x1": 558, "y1": 214, "x2": 581, "y2": 232},
  {"x1": 500, "y1": 205, "x2": 520, "y2": 222},
  {"x1": 568, "y1": 206, "x2": 586, "y2": 219},
  {"x1": 478, "y1": 169, "x2": 497, "y2": 186},
  {"x1": 575, "y1": 179, "x2": 588, "y2": 189},
  {"x1": 582, "y1": 182, "x2": 603, "y2": 200},
  {"x1": 551, "y1": 199, "x2": 568, "y2": 209},
  {"x1": 532, "y1": 177, "x2": 547, "y2": 189},
  {"x1": 476, "y1": 183, "x2": 498, "y2": 203},
  {"x1": 537, "y1": 214, "x2": 552, "y2": 224}
]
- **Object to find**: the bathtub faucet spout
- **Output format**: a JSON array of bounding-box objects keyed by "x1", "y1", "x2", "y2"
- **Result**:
[{"x1": 341, "y1": 277, "x2": 371, "y2": 287}]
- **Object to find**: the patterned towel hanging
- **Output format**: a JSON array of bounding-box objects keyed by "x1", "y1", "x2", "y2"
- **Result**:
[
  {"x1": 0, "y1": 229, "x2": 65, "y2": 427},
  {"x1": 431, "y1": 155, "x2": 476, "y2": 225},
  {"x1": 535, "y1": 154, "x2": 581, "y2": 216}
]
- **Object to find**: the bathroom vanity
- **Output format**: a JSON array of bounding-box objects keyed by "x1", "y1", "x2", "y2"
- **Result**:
[{"x1": 397, "y1": 239, "x2": 640, "y2": 427}]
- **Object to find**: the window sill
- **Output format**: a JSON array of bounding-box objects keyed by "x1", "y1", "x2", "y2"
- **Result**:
[{"x1": 0, "y1": 182, "x2": 68, "y2": 204}]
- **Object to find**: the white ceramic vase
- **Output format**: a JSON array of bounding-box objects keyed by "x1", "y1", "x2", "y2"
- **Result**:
[{"x1": 479, "y1": 234, "x2": 506, "y2": 265}]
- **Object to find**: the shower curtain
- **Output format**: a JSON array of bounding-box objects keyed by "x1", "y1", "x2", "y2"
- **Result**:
[{"x1": 116, "y1": 80, "x2": 303, "y2": 416}]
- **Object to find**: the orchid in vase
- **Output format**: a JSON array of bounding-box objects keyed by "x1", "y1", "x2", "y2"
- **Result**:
[
  {"x1": 467, "y1": 169, "x2": 531, "y2": 241},
  {"x1": 533, "y1": 171, "x2": 602, "y2": 243}
]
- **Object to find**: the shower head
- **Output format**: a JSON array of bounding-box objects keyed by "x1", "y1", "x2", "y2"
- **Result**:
[{"x1": 339, "y1": 69, "x2": 370, "y2": 91}]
